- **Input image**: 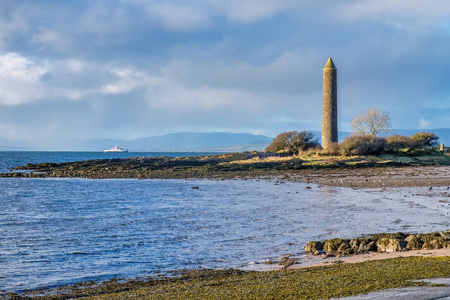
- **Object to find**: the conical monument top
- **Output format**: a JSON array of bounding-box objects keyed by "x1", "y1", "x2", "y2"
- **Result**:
[{"x1": 323, "y1": 57, "x2": 337, "y2": 70}]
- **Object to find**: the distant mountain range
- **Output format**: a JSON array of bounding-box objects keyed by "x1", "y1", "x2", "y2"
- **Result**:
[
  {"x1": 2, "y1": 129, "x2": 450, "y2": 152},
  {"x1": 54, "y1": 132, "x2": 275, "y2": 152}
]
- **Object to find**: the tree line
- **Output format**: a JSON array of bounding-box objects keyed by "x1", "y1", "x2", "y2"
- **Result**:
[{"x1": 265, "y1": 108, "x2": 440, "y2": 156}]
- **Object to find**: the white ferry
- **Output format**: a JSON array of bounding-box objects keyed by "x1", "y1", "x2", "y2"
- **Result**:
[{"x1": 104, "y1": 145, "x2": 128, "y2": 153}]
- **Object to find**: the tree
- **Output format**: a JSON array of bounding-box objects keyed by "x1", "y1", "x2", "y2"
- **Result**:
[
  {"x1": 265, "y1": 131, "x2": 319, "y2": 154},
  {"x1": 350, "y1": 108, "x2": 392, "y2": 136},
  {"x1": 410, "y1": 132, "x2": 439, "y2": 149}
]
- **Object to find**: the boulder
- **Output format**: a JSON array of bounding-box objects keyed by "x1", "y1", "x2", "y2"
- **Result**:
[
  {"x1": 422, "y1": 237, "x2": 445, "y2": 250},
  {"x1": 406, "y1": 236, "x2": 423, "y2": 250},
  {"x1": 357, "y1": 240, "x2": 376, "y2": 253},
  {"x1": 323, "y1": 238, "x2": 344, "y2": 253},
  {"x1": 349, "y1": 239, "x2": 362, "y2": 253},
  {"x1": 304, "y1": 241, "x2": 323, "y2": 253},
  {"x1": 404, "y1": 235, "x2": 415, "y2": 243},
  {"x1": 376, "y1": 238, "x2": 406, "y2": 252},
  {"x1": 337, "y1": 242, "x2": 352, "y2": 255}
]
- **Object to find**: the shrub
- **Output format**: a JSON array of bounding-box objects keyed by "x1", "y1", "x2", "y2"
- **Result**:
[
  {"x1": 410, "y1": 132, "x2": 439, "y2": 149},
  {"x1": 265, "y1": 131, "x2": 320, "y2": 155},
  {"x1": 386, "y1": 135, "x2": 416, "y2": 153},
  {"x1": 340, "y1": 135, "x2": 388, "y2": 156},
  {"x1": 321, "y1": 142, "x2": 341, "y2": 156}
]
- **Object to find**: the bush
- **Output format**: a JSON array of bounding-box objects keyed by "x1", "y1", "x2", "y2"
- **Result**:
[
  {"x1": 322, "y1": 142, "x2": 341, "y2": 156},
  {"x1": 386, "y1": 135, "x2": 416, "y2": 153},
  {"x1": 265, "y1": 131, "x2": 320, "y2": 155},
  {"x1": 411, "y1": 132, "x2": 439, "y2": 149},
  {"x1": 340, "y1": 135, "x2": 388, "y2": 156}
]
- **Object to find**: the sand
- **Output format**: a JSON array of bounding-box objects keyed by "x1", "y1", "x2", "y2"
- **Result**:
[
  {"x1": 266, "y1": 165, "x2": 450, "y2": 188},
  {"x1": 288, "y1": 248, "x2": 450, "y2": 269}
]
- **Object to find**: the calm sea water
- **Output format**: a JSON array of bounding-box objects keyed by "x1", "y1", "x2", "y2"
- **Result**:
[
  {"x1": 0, "y1": 151, "x2": 223, "y2": 173},
  {"x1": 1, "y1": 152, "x2": 449, "y2": 292}
]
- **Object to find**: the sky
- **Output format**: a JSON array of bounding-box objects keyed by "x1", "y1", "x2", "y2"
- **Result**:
[{"x1": 1, "y1": 0, "x2": 450, "y2": 148}]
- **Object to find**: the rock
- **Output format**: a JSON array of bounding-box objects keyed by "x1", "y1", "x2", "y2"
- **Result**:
[
  {"x1": 439, "y1": 231, "x2": 450, "y2": 239},
  {"x1": 406, "y1": 236, "x2": 423, "y2": 250},
  {"x1": 376, "y1": 238, "x2": 406, "y2": 252},
  {"x1": 337, "y1": 242, "x2": 352, "y2": 255},
  {"x1": 444, "y1": 241, "x2": 450, "y2": 249},
  {"x1": 405, "y1": 235, "x2": 415, "y2": 243},
  {"x1": 323, "y1": 238, "x2": 344, "y2": 253},
  {"x1": 422, "y1": 237, "x2": 445, "y2": 250},
  {"x1": 349, "y1": 239, "x2": 360, "y2": 252},
  {"x1": 350, "y1": 238, "x2": 374, "y2": 253},
  {"x1": 355, "y1": 239, "x2": 376, "y2": 253},
  {"x1": 304, "y1": 241, "x2": 323, "y2": 253}
]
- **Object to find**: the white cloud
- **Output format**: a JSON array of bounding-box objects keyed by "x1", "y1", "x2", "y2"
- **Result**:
[
  {"x1": 126, "y1": 0, "x2": 301, "y2": 28},
  {"x1": 32, "y1": 30, "x2": 73, "y2": 52},
  {"x1": 78, "y1": 2, "x2": 130, "y2": 37},
  {"x1": 0, "y1": 53, "x2": 48, "y2": 105},
  {"x1": 147, "y1": 3, "x2": 209, "y2": 30},
  {"x1": 159, "y1": 51, "x2": 321, "y2": 96},
  {"x1": 124, "y1": 0, "x2": 209, "y2": 30},
  {"x1": 0, "y1": 6, "x2": 28, "y2": 51},
  {"x1": 338, "y1": 0, "x2": 450, "y2": 30},
  {"x1": 149, "y1": 85, "x2": 254, "y2": 111},
  {"x1": 204, "y1": 0, "x2": 297, "y2": 22},
  {"x1": 101, "y1": 67, "x2": 161, "y2": 95},
  {"x1": 419, "y1": 118, "x2": 432, "y2": 129}
]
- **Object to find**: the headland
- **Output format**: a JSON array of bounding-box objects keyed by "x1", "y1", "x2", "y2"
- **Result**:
[{"x1": 3, "y1": 151, "x2": 450, "y2": 188}]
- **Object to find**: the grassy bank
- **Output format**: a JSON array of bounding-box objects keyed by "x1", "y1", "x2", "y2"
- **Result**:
[{"x1": 6, "y1": 256, "x2": 450, "y2": 300}]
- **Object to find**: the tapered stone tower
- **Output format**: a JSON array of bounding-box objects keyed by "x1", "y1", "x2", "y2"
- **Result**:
[{"x1": 321, "y1": 57, "x2": 338, "y2": 149}]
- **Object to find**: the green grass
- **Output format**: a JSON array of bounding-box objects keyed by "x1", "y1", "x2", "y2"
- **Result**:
[{"x1": 9, "y1": 256, "x2": 450, "y2": 300}]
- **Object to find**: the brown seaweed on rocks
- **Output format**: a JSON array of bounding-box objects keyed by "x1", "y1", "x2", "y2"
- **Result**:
[{"x1": 304, "y1": 231, "x2": 450, "y2": 255}]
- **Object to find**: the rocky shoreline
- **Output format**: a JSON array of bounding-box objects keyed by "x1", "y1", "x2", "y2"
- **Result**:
[
  {"x1": 304, "y1": 231, "x2": 450, "y2": 256},
  {"x1": 2, "y1": 152, "x2": 450, "y2": 188}
]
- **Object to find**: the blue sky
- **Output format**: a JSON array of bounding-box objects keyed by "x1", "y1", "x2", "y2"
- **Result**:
[{"x1": 1, "y1": 0, "x2": 450, "y2": 148}]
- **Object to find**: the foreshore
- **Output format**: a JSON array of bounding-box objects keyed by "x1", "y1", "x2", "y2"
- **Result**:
[
  {"x1": 275, "y1": 248, "x2": 450, "y2": 270},
  {"x1": 2, "y1": 152, "x2": 450, "y2": 189},
  {"x1": 3, "y1": 154, "x2": 450, "y2": 299},
  {"x1": 280, "y1": 165, "x2": 450, "y2": 188},
  {"x1": 7, "y1": 255, "x2": 450, "y2": 299}
]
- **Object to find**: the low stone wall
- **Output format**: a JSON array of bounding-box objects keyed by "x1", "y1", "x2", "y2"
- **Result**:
[{"x1": 304, "y1": 231, "x2": 450, "y2": 256}]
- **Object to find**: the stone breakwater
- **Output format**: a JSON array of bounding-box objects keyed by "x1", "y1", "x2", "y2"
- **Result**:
[{"x1": 304, "y1": 231, "x2": 450, "y2": 256}]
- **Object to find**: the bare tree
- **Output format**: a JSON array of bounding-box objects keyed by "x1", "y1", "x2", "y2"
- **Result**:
[{"x1": 351, "y1": 108, "x2": 392, "y2": 136}]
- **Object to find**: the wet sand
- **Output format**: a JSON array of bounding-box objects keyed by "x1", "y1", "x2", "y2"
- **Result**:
[{"x1": 290, "y1": 248, "x2": 450, "y2": 269}]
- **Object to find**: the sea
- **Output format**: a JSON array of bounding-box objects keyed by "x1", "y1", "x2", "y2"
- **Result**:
[{"x1": 1, "y1": 151, "x2": 449, "y2": 292}]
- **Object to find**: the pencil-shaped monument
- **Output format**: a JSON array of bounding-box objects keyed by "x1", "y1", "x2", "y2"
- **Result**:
[{"x1": 321, "y1": 57, "x2": 338, "y2": 149}]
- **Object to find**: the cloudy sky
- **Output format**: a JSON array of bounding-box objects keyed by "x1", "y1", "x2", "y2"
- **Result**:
[{"x1": 1, "y1": 0, "x2": 449, "y2": 148}]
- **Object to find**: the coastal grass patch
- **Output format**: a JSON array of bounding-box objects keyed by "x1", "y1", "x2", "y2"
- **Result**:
[{"x1": 8, "y1": 256, "x2": 450, "y2": 300}]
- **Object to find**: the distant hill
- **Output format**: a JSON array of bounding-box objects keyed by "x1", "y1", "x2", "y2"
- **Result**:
[
  {"x1": 50, "y1": 132, "x2": 274, "y2": 152},
  {"x1": 3, "y1": 129, "x2": 450, "y2": 151},
  {"x1": 0, "y1": 137, "x2": 30, "y2": 151}
]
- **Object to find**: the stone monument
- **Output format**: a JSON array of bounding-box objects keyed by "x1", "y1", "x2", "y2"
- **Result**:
[{"x1": 321, "y1": 57, "x2": 338, "y2": 149}]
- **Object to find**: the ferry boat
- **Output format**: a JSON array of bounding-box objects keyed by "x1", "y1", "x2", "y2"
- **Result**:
[{"x1": 104, "y1": 145, "x2": 128, "y2": 153}]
